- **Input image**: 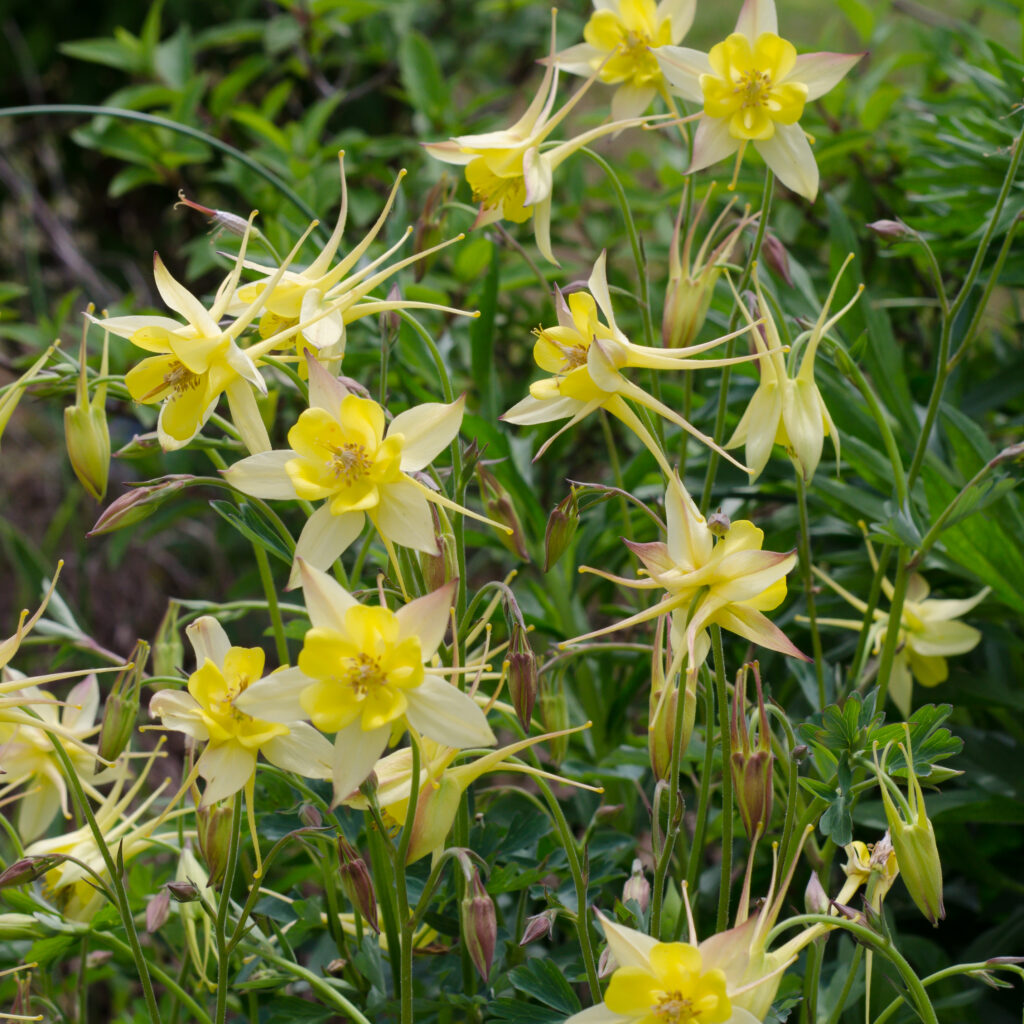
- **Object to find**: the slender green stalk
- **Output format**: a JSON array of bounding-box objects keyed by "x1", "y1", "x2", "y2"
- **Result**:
[
  {"x1": 599, "y1": 410, "x2": 636, "y2": 545},
  {"x1": 685, "y1": 673, "x2": 716, "y2": 908},
  {"x1": 258, "y1": 951, "x2": 374, "y2": 1024},
  {"x1": 873, "y1": 547, "x2": 910, "y2": 712},
  {"x1": 0, "y1": 105, "x2": 326, "y2": 239},
  {"x1": 214, "y1": 796, "x2": 244, "y2": 1024},
  {"x1": 824, "y1": 943, "x2": 863, "y2": 1024},
  {"x1": 800, "y1": 939, "x2": 825, "y2": 1024},
  {"x1": 78, "y1": 936, "x2": 89, "y2": 1024},
  {"x1": 252, "y1": 543, "x2": 288, "y2": 665},
  {"x1": 396, "y1": 736, "x2": 421, "y2": 1024},
  {"x1": 534, "y1": 778, "x2": 601, "y2": 1001},
  {"x1": 848, "y1": 543, "x2": 893, "y2": 692},
  {"x1": 711, "y1": 627, "x2": 733, "y2": 932},
  {"x1": 795, "y1": 472, "x2": 826, "y2": 708}
]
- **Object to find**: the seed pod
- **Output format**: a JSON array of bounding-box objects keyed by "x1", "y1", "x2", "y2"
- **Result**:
[
  {"x1": 96, "y1": 639, "x2": 149, "y2": 766},
  {"x1": 507, "y1": 622, "x2": 538, "y2": 731},
  {"x1": 543, "y1": 488, "x2": 580, "y2": 572},
  {"x1": 196, "y1": 804, "x2": 234, "y2": 887},
  {"x1": 730, "y1": 662, "x2": 774, "y2": 840}
]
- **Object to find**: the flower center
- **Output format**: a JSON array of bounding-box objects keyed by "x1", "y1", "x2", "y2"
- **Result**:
[
  {"x1": 654, "y1": 993, "x2": 694, "y2": 1023},
  {"x1": 736, "y1": 67, "x2": 772, "y2": 109},
  {"x1": 343, "y1": 652, "x2": 386, "y2": 698},
  {"x1": 323, "y1": 441, "x2": 372, "y2": 485},
  {"x1": 465, "y1": 157, "x2": 532, "y2": 223}
]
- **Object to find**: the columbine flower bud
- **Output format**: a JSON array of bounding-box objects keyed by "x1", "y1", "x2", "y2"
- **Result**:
[
  {"x1": 866, "y1": 219, "x2": 912, "y2": 241},
  {"x1": 419, "y1": 503, "x2": 458, "y2": 592},
  {"x1": 598, "y1": 944, "x2": 616, "y2": 978},
  {"x1": 176, "y1": 191, "x2": 251, "y2": 238},
  {"x1": 543, "y1": 487, "x2": 579, "y2": 572},
  {"x1": 337, "y1": 835, "x2": 379, "y2": 934},
  {"x1": 662, "y1": 187, "x2": 754, "y2": 349},
  {"x1": 759, "y1": 232, "x2": 793, "y2": 287},
  {"x1": 622, "y1": 859, "x2": 650, "y2": 915},
  {"x1": 165, "y1": 880, "x2": 200, "y2": 903},
  {"x1": 412, "y1": 177, "x2": 453, "y2": 281},
  {"x1": 152, "y1": 601, "x2": 184, "y2": 679},
  {"x1": 520, "y1": 908, "x2": 557, "y2": 946},
  {"x1": 96, "y1": 639, "x2": 148, "y2": 766},
  {"x1": 379, "y1": 283, "x2": 403, "y2": 343},
  {"x1": 476, "y1": 464, "x2": 528, "y2": 560},
  {"x1": 146, "y1": 889, "x2": 171, "y2": 932},
  {"x1": 0, "y1": 914, "x2": 46, "y2": 940},
  {"x1": 730, "y1": 662, "x2": 774, "y2": 840},
  {"x1": 507, "y1": 621, "x2": 538, "y2": 731},
  {"x1": 874, "y1": 729, "x2": 945, "y2": 926},
  {"x1": 0, "y1": 855, "x2": 62, "y2": 889},
  {"x1": 804, "y1": 872, "x2": 829, "y2": 915},
  {"x1": 197, "y1": 803, "x2": 234, "y2": 887},
  {"x1": 88, "y1": 476, "x2": 194, "y2": 535},
  {"x1": 707, "y1": 509, "x2": 731, "y2": 537},
  {"x1": 460, "y1": 868, "x2": 497, "y2": 982},
  {"x1": 64, "y1": 314, "x2": 111, "y2": 501},
  {"x1": 299, "y1": 804, "x2": 322, "y2": 829}
]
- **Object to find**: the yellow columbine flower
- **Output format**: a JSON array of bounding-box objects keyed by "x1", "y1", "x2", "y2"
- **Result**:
[
  {"x1": 726, "y1": 256, "x2": 862, "y2": 482},
  {"x1": 503, "y1": 251, "x2": 763, "y2": 475},
  {"x1": 813, "y1": 536, "x2": 988, "y2": 715},
  {"x1": 149, "y1": 616, "x2": 333, "y2": 807},
  {"x1": 223, "y1": 355, "x2": 504, "y2": 590},
  {"x1": 655, "y1": 0, "x2": 864, "y2": 199},
  {"x1": 227, "y1": 153, "x2": 473, "y2": 363},
  {"x1": 568, "y1": 477, "x2": 806, "y2": 679},
  {"x1": 424, "y1": 12, "x2": 659, "y2": 264},
  {"x1": 553, "y1": 0, "x2": 696, "y2": 120},
  {"x1": 234, "y1": 562, "x2": 495, "y2": 803}
]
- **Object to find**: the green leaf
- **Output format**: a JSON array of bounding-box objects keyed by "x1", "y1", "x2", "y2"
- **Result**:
[
  {"x1": 469, "y1": 242, "x2": 500, "y2": 421},
  {"x1": 508, "y1": 958, "x2": 582, "y2": 1015},
  {"x1": 208, "y1": 500, "x2": 292, "y2": 564},
  {"x1": 59, "y1": 37, "x2": 145, "y2": 73},
  {"x1": 398, "y1": 30, "x2": 450, "y2": 124}
]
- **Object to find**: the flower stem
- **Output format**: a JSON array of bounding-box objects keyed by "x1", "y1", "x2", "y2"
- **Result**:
[
  {"x1": 214, "y1": 795, "x2": 243, "y2": 1024},
  {"x1": 795, "y1": 472, "x2": 826, "y2": 708},
  {"x1": 873, "y1": 546, "x2": 910, "y2": 713},
  {"x1": 396, "y1": 735, "x2": 421, "y2": 1024},
  {"x1": 685, "y1": 672, "x2": 716, "y2": 913},
  {"x1": 712, "y1": 627, "x2": 733, "y2": 932},
  {"x1": 252, "y1": 543, "x2": 288, "y2": 666},
  {"x1": 258, "y1": 951, "x2": 374, "y2": 1024}
]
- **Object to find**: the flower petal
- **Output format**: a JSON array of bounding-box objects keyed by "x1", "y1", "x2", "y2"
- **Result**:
[
  {"x1": 223, "y1": 450, "x2": 299, "y2": 500},
  {"x1": 689, "y1": 115, "x2": 741, "y2": 174},
  {"x1": 297, "y1": 560, "x2": 359, "y2": 632},
  {"x1": 597, "y1": 912, "x2": 659, "y2": 970},
  {"x1": 654, "y1": 45, "x2": 711, "y2": 103},
  {"x1": 735, "y1": 0, "x2": 778, "y2": 40},
  {"x1": 291, "y1": 505, "x2": 365, "y2": 588},
  {"x1": 153, "y1": 253, "x2": 219, "y2": 336},
  {"x1": 187, "y1": 616, "x2": 231, "y2": 668},
  {"x1": 332, "y1": 723, "x2": 390, "y2": 804},
  {"x1": 755, "y1": 122, "x2": 819, "y2": 202},
  {"x1": 198, "y1": 743, "x2": 257, "y2": 806},
  {"x1": 150, "y1": 688, "x2": 208, "y2": 740},
  {"x1": 372, "y1": 479, "x2": 437, "y2": 554},
  {"x1": 225, "y1": 378, "x2": 272, "y2": 455},
  {"x1": 395, "y1": 582, "x2": 457, "y2": 658},
  {"x1": 611, "y1": 83, "x2": 657, "y2": 122},
  {"x1": 391, "y1": 396, "x2": 465, "y2": 472},
  {"x1": 908, "y1": 620, "x2": 981, "y2": 658},
  {"x1": 790, "y1": 51, "x2": 864, "y2": 102},
  {"x1": 263, "y1": 722, "x2": 334, "y2": 779},
  {"x1": 405, "y1": 675, "x2": 496, "y2": 748},
  {"x1": 233, "y1": 666, "x2": 311, "y2": 723}
]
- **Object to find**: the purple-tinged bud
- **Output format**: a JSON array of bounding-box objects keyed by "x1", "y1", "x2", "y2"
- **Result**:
[
  {"x1": 791, "y1": 744, "x2": 808, "y2": 763},
  {"x1": 507, "y1": 622, "x2": 538, "y2": 731},
  {"x1": 299, "y1": 804, "x2": 322, "y2": 829},
  {"x1": 196, "y1": 804, "x2": 234, "y2": 887},
  {"x1": 88, "y1": 476, "x2": 194, "y2": 536},
  {"x1": 866, "y1": 219, "x2": 912, "y2": 241},
  {"x1": 460, "y1": 869, "x2": 497, "y2": 982},
  {"x1": 412, "y1": 177, "x2": 453, "y2": 281},
  {"x1": 759, "y1": 232, "x2": 793, "y2": 287},
  {"x1": 649, "y1": 616, "x2": 695, "y2": 780},
  {"x1": 337, "y1": 835, "x2": 379, "y2": 934},
  {"x1": 477, "y1": 464, "x2": 528, "y2": 560},
  {"x1": 543, "y1": 488, "x2": 580, "y2": 573},
  {"x1": 0, "y1": 855, "x2": 62, "y2": 889},
  {"x1": 146, "y1": 889, "x2": 171, "y2": 933},
  {"x1": 165, "y1": 880, "x2": 200, "y2": 903},
  {"x1": 730, "y1": 662, "x2": 774, "y2": 840},
  {"x1": 96, "y1": 639, "x2": 149, "y2": 766},
  {"x1": 176, "y1": 191, "x2": 251, "y2": 238},
  {"x1": 804, "y1": 872, "x2": 829, "y2": 915},
  {"x1": 598, "y1": 944, "x2": 616, "y2": 978},
  {"x1": 622, "y1": 859, "x2": 650, "y2": 915},
  {"x1": 707, "y1": 509, "x2": 731, "y2": 538},
  {"x1": 520, "y1": 908, "x2": 557, "y2": 946}
]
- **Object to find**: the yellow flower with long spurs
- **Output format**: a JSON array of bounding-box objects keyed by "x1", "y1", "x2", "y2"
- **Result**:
[
  {"x1": 813, "y1": 534, "x2": 988, "y2": 715},
  {"x1": 726, "y1": 255, "x2": 862, "y2": 482},
  {"x1": 553, "y1": 0, "x2": 696, "y2": 121},
  {"x1": 149, "y1": 616, "x2": 333, "y2": 808},
  {"x1": 655, "y1": 0, "x2": 864, "y2": 199},
  {"x1": 223, "y1": 354, "x2": 507, "y2": 591},
  {"x1": 503, "y1": 251, "x2": 765, "y2": 476},
  {"x1": 567, "y1": 477, "x2": 806, "y2": 680},
  {"x1": 228, "y1": 153, "x2": 475, "y2": 363},
  {"x1": 234, "y1": 561, "x2": 496, "y2": 804},
  {"x1": 425, "y1": 11, "x2": 662, "y2": 264}
]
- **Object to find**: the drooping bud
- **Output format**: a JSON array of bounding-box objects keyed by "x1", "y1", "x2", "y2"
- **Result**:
[
  {"x1": 64, "y1": 312, "x2": 111, "y2": 501},
  {"x1": 96, "y1": 640, "x2": 149, "y2": 767},
  {"x1": 759, "y1": 231, "x2": 793, "y2": 287},
  {"x1": 543, "y1": 487, "x2": 580, "y2": 573},
  {"x1": 476, "y1": 463, "x2": 528, "y2": 560},
  {"x1": 152, "y1": 601, "x2": 184, "y2": 679},
  {"x1": 337, "y1": 835, "x2": 379, "y2": 934},
  {"x1": 88, "y1": 476, "x2": 195, "y2": 535},
  {"x1": 874, "y1": 729, "x2": 945, "y2": 926},
  {"x1": 866, "y1": 219, "x2": 912, "y2": 241},
  {"x1": 176, "y1": 190, "x2": 252, "y2": 238},
  {"x1": 730, "y1": 662, "x2": 774, "y2": 840},
  {"x1": 519, "y1": 908, "x2": 557, "y2": 946},
  {"x1": 662, "y1": 185, "x2": 755, "y2": 349},
  {"x1": 196, "y1": 803, "x2": 234, "y2": 887},
  {"x1": 299, "y1": 804, "x2": 323, "y2": 829},
  {"x1": 146, "y1": 889, "x2": 172, "y2": 933},
  {"x1": 707, "y1": 509, "x2": 731, "y2": 538},
  {"x1": 0, "y1": 914, "x2": 46, "y2": 940},
  {"x1": 460, "y1": 868, "x2": 497, "y2": 982},
  {"x1": 622, "y1": 859, "x2": 650, "y2": 915},
  {"x1": 507, "y1": 621, "x2": 538, "y2": 731},
  {"x1": 419, "y1": 503, "x2": 458, "y2": 592},
  {"x1": 165, "y1": 880, "x2": 201, "y2": 903},
  {"x1": 0, "y1": 855, "x2": 62, "y2": 889}
]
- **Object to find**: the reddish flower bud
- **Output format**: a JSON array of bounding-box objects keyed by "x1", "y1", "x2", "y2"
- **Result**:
[
  {"x1": 622, "y1": 859, "x2": 650, "y2": 915},
  {"x1": 507, "y1": 622, "x2": 538, "y2": 731},
  {"x1": 460, "y1": 869, "x2": 497, "y2": 982},
  {"x1": 146, "y1": 889, "x2": 172, "y2": 933},
  {"x1": 477, "y1": 464, "x2": 528, "y2": 560},
  {"x1": 338, "y1": 835, "x2": 379, "y2": 934},
  {"x1": 730, "y1": 662, "x2": 774, "y2": 840},
  {"x1": 88, "y1": 476, "x2": 194, "y2": 536},
  {"x1": 519, "y1": 908, "x2": 557, "y2": 946},
  {"x1": 165, "y1": 880, "x2": 200, "y2": 903},
  {"x1": 0, "y1": 855, "x2": 61, "y2": 889}
]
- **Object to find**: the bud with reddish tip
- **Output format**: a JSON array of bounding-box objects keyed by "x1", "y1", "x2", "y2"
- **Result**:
[
  {"x1": 759, "y1": 232, "x2": 793, "y2": 287},
  {"x1": 460, "y1": 868, "x2": 497, "y2": 982},
  {"x1": 507, "y1": 621, "x2": 538, "y2": 731},
  {"x1": 476, "y1": 463, "x2": 528, "y2": 560},
  {"x1": 804, "y1": 871, "x2": 829, "y2": 915},
  {"x1": 147, "y1": 889, "x2": 172, "y2": 932},
  {"x1": 299, "y1": 804, "x2": 323, "y2": 829},
  {"x1": 166, "y1": 880, "x2": 200, "y2": 903},
  {"x1": 337, "y1": 835, "x2": 379, "y2": 934},
  {"x1": 622, "y1": 859, "x2": 650, "y2": 915},
  {"x1": 88, "y1": 476, "x2": 195, "y2": 536},
  {"x1": 96, "y1": 639, "x2": 148, "y2": 766},
  {"x1": 0, "y1": 855, "x2": 62, "y2": 889},
  {"x1": 176, "y1": 191, "x2": 252, "y2": 238},
  {"x1": 196, "y1": 803, "x2": 234, "y2": 887},
  {"x1": 520, "y1": 908, "x2": 557, "y2": 946},
  {"x1": 867, "y1": 219, "x2": 912, "y2": 241},
  {"x1": 543, "y1": 487, "x2": 579, "y2": 572},
  {"x1": 730, "y1": 662, "x2": 774, "y2": 840}
]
